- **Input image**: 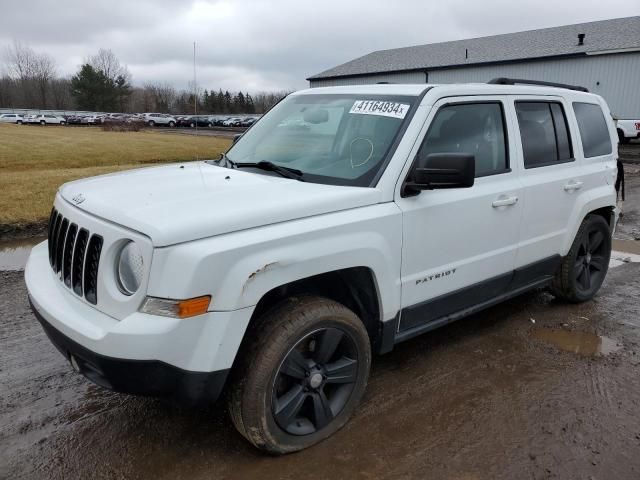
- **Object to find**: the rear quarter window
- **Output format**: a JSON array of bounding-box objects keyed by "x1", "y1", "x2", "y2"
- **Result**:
[{"x1": 573, "y1": 102, "x2": 612, "y2": 158}]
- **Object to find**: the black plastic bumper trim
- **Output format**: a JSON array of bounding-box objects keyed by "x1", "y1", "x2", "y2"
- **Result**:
[{"x1": 29, "y1": 297, "x2": 229, "y2": 405}]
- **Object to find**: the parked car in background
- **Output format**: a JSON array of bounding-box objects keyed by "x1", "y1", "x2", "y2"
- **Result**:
[
  {"x1": 177, "y1": 116, "x2": 213, "y2": 128},
  {"x1": 240, "y1": 117, "x2": 257, "y2": 127},
  {"x1": 0, "y1": 113, "x2": 25, "y2": 124},
  {"x1": 28, "y1": 114, "x2": 66, "y2": 125},
  {"x1": 223, "y1": 117, "x2": 242, "y2": 127},
  {"x1": 143, "y1": 113, "x2": 177, "y2": 127},
  {"x1": 617, "y1": 119, "x2": 640, "y2": 144},
  {"x1": 82, "y1": 115, "x2": 104, "y2": 125}
]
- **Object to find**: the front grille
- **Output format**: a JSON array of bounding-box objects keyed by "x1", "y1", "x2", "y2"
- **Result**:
[{"x1": 48, "y1": 208, "x2": 103, "y2": 305}]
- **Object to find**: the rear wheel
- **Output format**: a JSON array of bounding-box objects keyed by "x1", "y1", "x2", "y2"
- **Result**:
[
  {"x1": 168, "y1": 121, "x2": 176, "y2": 128},
  {"x1": 148, "y1": 120, "x2": 155, "y2": 127},
  {"x1": 60, "y1": 121, "x2": 66, "y2": 126},
  {"x1": 228, "y1": 296, "x2": 371, "y2": 454},
  {"x1": 40, "y1": 120, "x2": 46, "y2": 126},
  {"x1": 16, "y1": 120, "x2": 22, "y2": 125},
  {"x1": 618, "y1": 129, "x2": 630, "y2": 145},
  {"x1": 551, "y1": 214, "x2": 611, "y2": 302}
]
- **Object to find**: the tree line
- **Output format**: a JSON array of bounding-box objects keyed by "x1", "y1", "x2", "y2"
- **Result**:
[{"x1": 0, "y1": 42, "x2": 288, "y2": 114}]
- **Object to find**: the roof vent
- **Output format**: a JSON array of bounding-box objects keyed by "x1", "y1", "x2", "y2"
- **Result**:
[{"x1": 578, "y1": 33, "x2": 585, "y2": 46}]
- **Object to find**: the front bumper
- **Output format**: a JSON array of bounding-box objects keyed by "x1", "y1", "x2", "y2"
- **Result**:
[
  {"x1": 26, "y1": 241, "x2": 254, "y2": 404},
  {"x1": 31, "y1": 299, "x2": 228, "y2": 404}
]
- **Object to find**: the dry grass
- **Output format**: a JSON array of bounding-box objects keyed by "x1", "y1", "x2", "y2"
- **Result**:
[{"x1": 0, "y1": 124, "x2": 231, "y2": 227}]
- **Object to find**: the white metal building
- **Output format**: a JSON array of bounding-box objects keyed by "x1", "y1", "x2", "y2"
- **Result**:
[{"x1": 307, "y1": 17, "x2": 640, "y2": 119}]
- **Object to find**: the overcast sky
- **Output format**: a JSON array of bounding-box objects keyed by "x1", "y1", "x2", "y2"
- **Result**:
[{"x1": 1, "y1": 0, "x2": 639, "y2": 93}]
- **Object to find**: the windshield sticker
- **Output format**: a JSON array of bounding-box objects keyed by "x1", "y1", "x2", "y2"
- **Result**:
[{"x1": 349, "y1": 100, "x2": 410, "y2": 119}]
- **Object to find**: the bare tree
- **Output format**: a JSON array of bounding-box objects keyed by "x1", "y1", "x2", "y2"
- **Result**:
[
  {"x1": 88, "y1": 48, "x2": 130, "y2": 83},
  {"x1": 143, "y1": 83, "x2": 177, "y2": 112},
  {"x1": 33, "y1": 53, "x2": 56, "y2": 108},
  {"x1": 4, "y1": 41, "x2": 57, "y2": 108}
]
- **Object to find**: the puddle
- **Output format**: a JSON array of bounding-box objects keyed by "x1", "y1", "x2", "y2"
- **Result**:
[
  {"x1": 531, "y1": 328, "x2": 621, "y2": 356},
  {"x1": 0, "y1": 236, "x2": 46, "y2": 271}
]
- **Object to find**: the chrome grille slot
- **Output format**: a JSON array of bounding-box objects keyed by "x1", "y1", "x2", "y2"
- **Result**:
[
  {"x1": 47, "y1": 208, "x2": 57, "y2": 265},
  {"x1": 47, "y1": 207, "x2": 103, "y2": 305},
  {"x1": 62, "y1": 224, "x2": 78, "y2": 287},
  {"x1": 55, "y1": 218, "x2": 69, "y2": 275},
  {"x1": 72, "y1": 229, "x2": 89, "y2": 296},
  {"x1": 49, "y1": 212, "x2": 62, "y2": 267},
  {"x1": 84, "y1": 235, "x2": 103, "y2": 305}
]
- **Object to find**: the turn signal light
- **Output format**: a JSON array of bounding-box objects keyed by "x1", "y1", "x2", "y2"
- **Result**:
[{"x1": 140, "y1": 295, "x2": 211, "y2": 319}]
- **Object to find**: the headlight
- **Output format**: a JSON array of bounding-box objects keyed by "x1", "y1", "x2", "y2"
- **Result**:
[{"x1": 116, "y1": 241, "x2": 144, "y2": 295}]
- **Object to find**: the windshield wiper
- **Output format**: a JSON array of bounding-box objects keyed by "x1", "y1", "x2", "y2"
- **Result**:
[{"x1": 235, "y1": 161, "x2": 304, "y2": 181}]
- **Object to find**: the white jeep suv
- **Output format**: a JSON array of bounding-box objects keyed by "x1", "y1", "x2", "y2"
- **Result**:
[{"x1": 26, "y1": 80, "x2": 618, "y2": 454}]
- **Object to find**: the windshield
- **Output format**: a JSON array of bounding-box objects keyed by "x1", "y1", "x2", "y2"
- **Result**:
[{"x1": 225, "y1": 94, "x2": 417, "y2": 186}]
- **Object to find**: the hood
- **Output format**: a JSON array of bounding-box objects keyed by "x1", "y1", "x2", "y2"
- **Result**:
[{"x1": 59, "y1": 162, "x2": 382, "y2": 246}]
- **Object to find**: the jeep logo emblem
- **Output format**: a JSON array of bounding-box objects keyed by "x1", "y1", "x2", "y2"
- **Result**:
[{"x1": 72, "y1": 193, "x2": 85, "y2": 205}]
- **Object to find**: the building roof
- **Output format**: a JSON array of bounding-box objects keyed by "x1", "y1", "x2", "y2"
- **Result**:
[{"x1": 308, "y1": 16, "x2": 640, "y2": 81}]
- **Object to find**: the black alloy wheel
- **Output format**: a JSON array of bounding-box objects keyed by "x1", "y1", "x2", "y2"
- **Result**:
[
  {"x1": 552, "y1": 214, "x2": 611, "y2": 302},
  {"x1": 574, "y1": 225, "x2": 608, "y2": 295},
  {"x1": 272, "y1": 327, "x2": 359, "y2": 436}
]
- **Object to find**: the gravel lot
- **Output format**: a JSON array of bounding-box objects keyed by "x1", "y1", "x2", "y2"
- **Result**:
[{"x1": 1, "y1": 171, "x2": 640, "y2": 480}]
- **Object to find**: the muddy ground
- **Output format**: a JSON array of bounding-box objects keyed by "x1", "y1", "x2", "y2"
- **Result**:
[{"x1": 2, "y1": 177, "x2": 640, "y2": 480}]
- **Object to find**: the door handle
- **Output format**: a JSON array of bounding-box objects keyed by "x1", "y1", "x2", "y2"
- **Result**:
[
  {"x1": 563, "y1": 180, "x2": 583, "y2": 192},
  {"x1": 492, "y1": 196, "x2": 518, "y2": 208}
]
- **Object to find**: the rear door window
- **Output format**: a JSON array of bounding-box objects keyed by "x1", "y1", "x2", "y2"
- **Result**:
[
  {"x1": 515, "y1": 102, "x2": 573, "y2": 168},
  {"x1": 573, "y1": 102, "x2": 612, "y2": 157}
]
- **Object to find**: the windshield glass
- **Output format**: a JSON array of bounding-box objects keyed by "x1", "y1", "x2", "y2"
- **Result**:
[{"x1": 225, "y1": 94, "x2": 417, "y2": 186}]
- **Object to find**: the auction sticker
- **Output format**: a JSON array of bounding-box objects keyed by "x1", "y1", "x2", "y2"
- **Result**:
[{"x1": 349, "y1": 100, "x2": 410, "y2": 119}]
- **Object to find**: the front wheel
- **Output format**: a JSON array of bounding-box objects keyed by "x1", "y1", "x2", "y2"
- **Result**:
[
  {"x1": 40, "y1": 120, "x2": 46, "y2": 126},
  {"x1": 551, "y1": 214, "x2": 611, "y2": 302},
  {"x1": 16, "y1": 120, "x2": 23, "y2": 125},
  {"x1": 168, "y1": 121, "x2": 176, "y2": 128},
  {"x1": 60, "y1": 121, "x2": 66, "y2": 126},
  {"x1": 228, "y1": 296, "x2": 371, "y2": 454},
  {"x1": 148, "y1": 120, "x2": 155, "y2": 127}
]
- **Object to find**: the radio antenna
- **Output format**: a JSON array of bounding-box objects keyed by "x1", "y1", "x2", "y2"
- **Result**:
[{"x1": 193, "y1": 41, "x2": 198, "y2": 137}]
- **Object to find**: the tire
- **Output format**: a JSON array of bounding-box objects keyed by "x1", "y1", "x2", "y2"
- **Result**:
[
  {"x1": 40, "y1": 120, "x2": 46, "y2": 126},
  {"x1": 551, "y1": 214, "x2": 611, "y2": 303},
  {"x1": 189, "y1": 122, "x2": 195, "y2": 128},
  {"x1": 618, "y1": 130, "x2": 629, "y2": 145},
  {"x1": 148, "y1": 120, "x2": 155, "y2": 127},
  {"x1": 60, "y1": 121, "x2": 66, "y2": 126},
  {"x1": 168, "y1": 121, "x2": 176, "y2": 128},
  {"x1": 207, "y1": 122, "x2": 213, "y2": 128},
  {"x1": 228, "y1": 296, "x2": 371, "y2": 454},
  {"x1": 16, "y1": 120, "x2": 22, "y2": 125}
]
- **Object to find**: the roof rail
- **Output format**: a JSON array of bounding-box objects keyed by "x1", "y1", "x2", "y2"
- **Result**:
[{"x1": 488, "y1": 77, "x2": 589, "y2": 92}]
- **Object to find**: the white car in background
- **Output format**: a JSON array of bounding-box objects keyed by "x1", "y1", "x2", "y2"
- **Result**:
[
  {"x1": 82, "y1": 115, "x2": 104, "y2": 125},
  {"x1": 0, "y1": 113, "x2": 25, "y2": 124},
  {"x1": 27, "y1": 114, "x2": 66, "y2": 125},
  {"x1": 223, "y1": 117, "x2": 242, "y2": 127},
  {"x1": 143, "y1": 113, "x2": 177, "y2": 127},
  {"x1": 616, "y1": 119, "x2": 640, "y2": 144}
]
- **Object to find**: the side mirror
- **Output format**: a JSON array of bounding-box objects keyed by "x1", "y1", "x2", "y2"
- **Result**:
[
  {"x1": 406, "y1": 153, "x2": 475, "y2": 193},
  {"x1": 232, "y1": 134, "x2": 242, "y2": 144}
]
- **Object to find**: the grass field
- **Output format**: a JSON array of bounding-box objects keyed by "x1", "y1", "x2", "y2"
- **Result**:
[{"x1": 0, "y1": 124, "x2": 231, "y2": 229}]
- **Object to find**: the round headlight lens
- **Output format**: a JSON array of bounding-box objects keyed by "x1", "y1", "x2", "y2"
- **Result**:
[{"x1": 117, "y1": 241, "x2": 144, "y2": 295}]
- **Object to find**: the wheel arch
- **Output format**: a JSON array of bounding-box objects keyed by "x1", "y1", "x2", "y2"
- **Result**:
[
  {"x1": 249, "y1": 267, "x2": 385, "y2": 353},
  {"x1": 562, "y1": 194, "x2": 616, "y2": 256}
]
